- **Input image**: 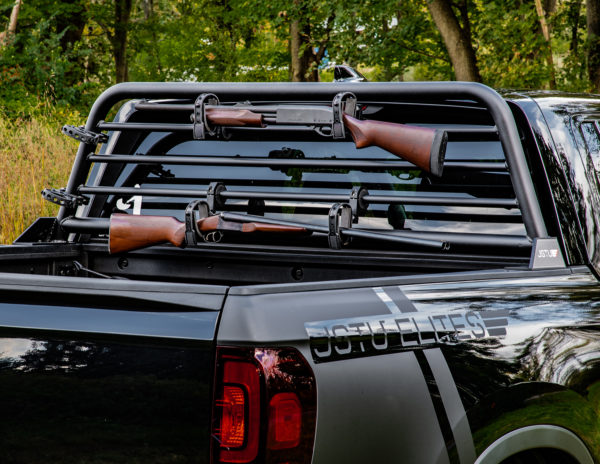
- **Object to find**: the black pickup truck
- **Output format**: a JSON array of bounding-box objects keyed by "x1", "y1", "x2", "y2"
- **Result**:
[{"x1": 2, "y1": 81, "x2": 600, "y2": 464}]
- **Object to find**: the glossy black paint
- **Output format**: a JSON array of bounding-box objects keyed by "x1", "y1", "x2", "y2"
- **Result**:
[
  {"x1": 0, "y1": 332, "x2": 213, "y2": 463},
  {"x1": 0, "y1": 275, "x2": 221, "y2": 463},
  {"x1": 511, "y1": 93, "x2": 600, "y2": 274},
  {"x1": 399, "y1": 270, "x2": 600, "y2": 460}
]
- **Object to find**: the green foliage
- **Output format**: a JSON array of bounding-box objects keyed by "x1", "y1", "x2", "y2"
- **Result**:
[
  {"x1": 553, "y1": 0, "x2": 590, "y2": 92},
  {"x1": 0, "y1": 1, "x2": 100, "y2": 117},
  {"x1": 125, "y1": 0, "x2": 289, "y2": 82},
  {"x1": 475, "y1": 0, "x2": 550, "y2": 89},
  {"x1": 331, "y1": 0, "x2": 452, "y2": 81},
  {"x1": 0, "y1": 0, "x2": 598, "y2": 120}
]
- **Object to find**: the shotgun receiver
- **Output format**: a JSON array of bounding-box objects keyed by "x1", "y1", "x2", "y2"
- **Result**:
[
  {"x1": 109, "y1": 213, "x2": 307, "y2": 254},
  {"x1": 195, "y1": 92, "x2": 448, "y2": 177}
]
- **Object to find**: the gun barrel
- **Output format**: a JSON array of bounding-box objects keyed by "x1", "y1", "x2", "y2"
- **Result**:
[
  {"x1": 343, "y1": 114, "x2": 447, "y2": 177},
  {"x1": 196, "y1": 215, "x2": 307, "y2": 234},
  {"x1": 109, "y1": 214, "x2": 186, "y2": 254}
]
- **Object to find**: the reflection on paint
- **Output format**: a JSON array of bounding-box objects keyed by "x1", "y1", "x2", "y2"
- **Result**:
[{"x1": 0, "y1": 334, "x2": 212, "y2": 463}]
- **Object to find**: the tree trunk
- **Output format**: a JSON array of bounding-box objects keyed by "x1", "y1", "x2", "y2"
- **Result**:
[
  {"x1": 289, "y1": 19, "x2": 317, "y2": 82},
  {"x1": 570, "y1": 1, "x2": 582, "y2": 53},
  {"x1": 142, "y1": 0, "x2": 162, "y2": 75},
  {"x1": 426, "y1": 0, "x2": 481, "y2": 82},
  {"x1": 534, "y1": 0, "x2": 557, "y2": 89},
  {"x1": 7, "y1": 0, "x2": 21, "y2": 35},
  {"x1": 142, "y1": 0, "x2": 153, "y2": 20},
  {"x1": 55, "y1": 0, "x2": 86, "y2": 51},
  {"x1": 587, "y1": 0, "x2": 600, "y2": 91},
  {"x1": 290, "y1": 20, "x2": 303, "y2": 81},
  {"x1": 113, "y1": 0, "x2": 132, "y2": 83},
  {"x1": 0, "y1": 0, "x2": 22, "y2": 46},
  {"x1": 53, "y1": 1, "x2": 88, "y2": 87}
]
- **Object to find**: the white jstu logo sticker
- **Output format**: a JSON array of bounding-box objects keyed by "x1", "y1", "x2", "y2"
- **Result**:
[{"x1": 116, "y1": 184, "x2": 143, "y2": 215}]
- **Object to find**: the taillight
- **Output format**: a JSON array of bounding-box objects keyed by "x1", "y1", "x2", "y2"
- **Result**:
[
  {"x1": 211, "y1": 347, "x2": 316, "y2": 464},
  {"x1": 220, "y1": 386, "x2": 245, "y2": 447},
  {"x1": 268, "y1": 392, "x2": 302, "y2": 449}
]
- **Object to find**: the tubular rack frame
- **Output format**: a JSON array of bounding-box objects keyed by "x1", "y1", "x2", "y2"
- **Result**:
[{"x1": 56, "y1": 82, "x2": 550, "y2": 256}]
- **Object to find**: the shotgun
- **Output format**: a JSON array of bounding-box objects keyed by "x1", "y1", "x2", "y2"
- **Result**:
[
  {"x1": 108, "y1": 210, "x2": 448, "y2": 254},
  {"x1": 197, "y1": 96, "x2": 447, "y2": 177},
  {"x1": 109, "y1": 213, "x2": 308, "y2": 254}
]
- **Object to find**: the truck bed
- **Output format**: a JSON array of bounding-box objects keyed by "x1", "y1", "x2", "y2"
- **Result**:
[{"x1": 0, "y1": 239, "x2": 530, "y2": 285}]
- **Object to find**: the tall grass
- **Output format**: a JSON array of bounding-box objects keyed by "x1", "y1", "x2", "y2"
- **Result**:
[{"x1": 0, "y1": 111, "x2": 81, "y2": 243}]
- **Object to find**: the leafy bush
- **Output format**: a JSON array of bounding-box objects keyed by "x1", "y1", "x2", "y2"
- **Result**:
[{"x1": 0, "y1": 18, "x2": 100, "y2": 118}]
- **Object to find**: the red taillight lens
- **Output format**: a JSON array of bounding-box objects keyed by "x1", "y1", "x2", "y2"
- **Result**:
[
  {"x1": 212, "y1": 347, "x2": 316, "y2": 464},
  {"x1": 220, "y1": 386, "x2": 246, "y2": 448},
  {"x1": 213, "y1": 358, "x2": 261, "y2": 463},
  {"x1": 268, "y1": 392, "x2": 302, "y2": 449}
]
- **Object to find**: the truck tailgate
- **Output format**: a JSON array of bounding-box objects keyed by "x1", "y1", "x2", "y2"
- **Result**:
[{"x1": 0, "y1": 273, "x2": 226, "y2": 463}]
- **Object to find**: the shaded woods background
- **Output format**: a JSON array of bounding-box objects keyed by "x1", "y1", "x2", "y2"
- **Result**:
[
  {"x1": 0, "y1": 0, "x2": 600, "y2": 242},
  {"x1": 1, "y1": 0, "x2": 600, "y2": 116}
]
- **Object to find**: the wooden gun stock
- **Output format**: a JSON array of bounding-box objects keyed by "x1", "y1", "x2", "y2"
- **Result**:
[
  {"x1": 343, "y1": 114, "x2": 447, "y2": 177},
  {"x1": 110, "y1": 214, "x2": 186, "y2": 254},
  {"x1": 205, "y1": 108, "x2": 265, "y2": 127},
  {"x1": 109, "y1": 213, "x2": 307, "y2": 254}
]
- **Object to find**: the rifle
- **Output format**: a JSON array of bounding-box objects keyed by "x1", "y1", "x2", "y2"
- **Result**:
[
  {"x1": 109, "y1": 213, "x2": 308, "y2": 254},
  {"x1": 194, "y1": 92, "x2": 448, "y2": 177}
]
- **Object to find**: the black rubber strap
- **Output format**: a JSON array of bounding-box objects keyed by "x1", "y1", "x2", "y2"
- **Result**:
[
  {"x1": 328, "y1": 203, "x2": 352, "y2": 249},
  {"x1": 185, "y1": 200, "x2": 210, "y2": 246}
]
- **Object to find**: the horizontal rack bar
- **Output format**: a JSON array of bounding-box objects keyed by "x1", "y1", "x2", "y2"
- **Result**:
[
  {"x1": 96, "y1": 121, "x2": 499, "y2": 136},
  {"x1": 96, "y1": 122, "x2": 322, "y2": 135},
  {"x1": 60, "y1": 215, "x2": 531, "y2": 249},
  {"x1": 135, "y1": 102, "x2": 194, "y2": 111},
  {"x1": 86, "y1": 154, "x2": 507, "y2": 171},
  {"x1": 78, "y1": 185, "x2": 518, "y2": 208},
  {"x1": 134, "y1": 99, "x2": 490, "y2": 113},
  {"x1": 445, "y1": 127, "x2": 497, "y2": 134},
  {"x1": 140, "y1": 177, "x2": 516, "y2": 196},
  {"x1": 137, "y1": 202, "x2": 523, "y2": 223},
  {"x1": 365, "y1": 195, "x2": 517, "y2": 207},
  {"x1": 98, "y1": 122, "x2": 192, "y2": 132},
  {"x1": 79, "y1": 186, "x2": 207, "y2": 197},
  {"x1": 60, "y1": 217, "x2": 109, "y2": 233},
  {"x1": 132, "y1": 102, "x2": 497, "y2": 135}
]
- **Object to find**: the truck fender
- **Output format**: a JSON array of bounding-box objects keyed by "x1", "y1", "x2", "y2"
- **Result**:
[{"x1": 474, "y1": 425, "x2": 593, "y2": 464}]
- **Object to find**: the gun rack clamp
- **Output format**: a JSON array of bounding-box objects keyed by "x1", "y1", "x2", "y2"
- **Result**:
[
  {"x1": 329, "y1": 203, "x2": 352, "y2": 249},
  {"x1": 331, "y1": 92, "x2": 356, "y2": 138},
  {"x1": 193, "y1": 93, "x2": 219, "y2": 139},
  {"x1": 184, "y1": 199, "x2": 210, "y2": 246},
  {"x1": 53, "y1": 81, "x2": 557, "y2": 266}
]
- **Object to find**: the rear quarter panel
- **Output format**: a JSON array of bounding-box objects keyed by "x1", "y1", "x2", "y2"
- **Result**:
[{"x1": 218, "y1": 268, "x2": 600, "y2": 463}]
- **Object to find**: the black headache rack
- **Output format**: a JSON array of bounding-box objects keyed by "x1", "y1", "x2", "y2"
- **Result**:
[{"x1": 43, "y1": 82, "x2": 566, "y2": 279}]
